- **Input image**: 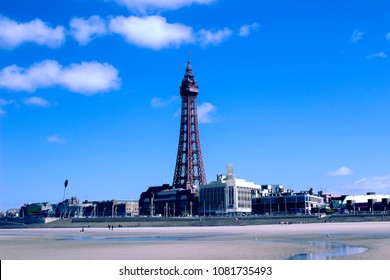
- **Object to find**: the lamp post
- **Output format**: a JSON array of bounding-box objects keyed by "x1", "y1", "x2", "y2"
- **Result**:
[
  {"x1": 112, "y1": 202, "x2": 115, "y2": 218},
  {"x1": 62, "y1": 180, "x2": 69, "y2": 219},
  {"x1": 269, "y1": 196, "x2": 272, "y2": 215},
  {"x1": 111, "y1": 203, "x2": 118, "y2": 218},
  {"x1": 151, "y1": 194, "x2": 154, "y2": 217},
  {"x1": 285, "y1": 197, "x2": 287, "y2": 214},
  {"x1": 63, "y1": 179, "x2": 68, "y2": 202},
  {"x1": 295, "y1": 195, "x2": 297, "y2": 213}
]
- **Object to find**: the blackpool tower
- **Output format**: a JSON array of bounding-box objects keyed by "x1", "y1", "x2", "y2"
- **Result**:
[{"x1": 172, "y1": 60, "x2": 207, "y2": 189}]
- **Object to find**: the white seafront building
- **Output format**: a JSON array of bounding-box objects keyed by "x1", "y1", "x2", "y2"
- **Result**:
[
  {"x1": 342, "y1": 193, "x2": 390, "y2": 213},
  {"x1": 199, "y1": 164, "x2": 262, "y2": 216}
]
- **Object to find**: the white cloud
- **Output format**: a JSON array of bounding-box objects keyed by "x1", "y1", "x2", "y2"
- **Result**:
[
  {"x1": 366, "y1": 52, "x2": 387, "y2": 59},
  {"x1": 22, "y1": 96, "x2": 50, "y2": 107},
  {"x1": 349, "y1": 29, "x2": 364, "y2": 43},
  {"x1": 109, "y1": 16, "x2": 236, "y2": 49},
  {"x1": 0, "y1": 98, "x2": 15, "y2": 107},
  {"x1": 0, "y1": 60, "x2": 120, "y2": 95},
  {"x1": 339, "y1": 174, "x2": 390, "y2": 194},
  {"x1": 197, "y1": 102, "x2": 217, "y2": 123},
  {"x1": 109, "y1": 15, "x2": 194, "y2": 50},
  {"x1": 239, "y1": 23, "x2": 259, "y2": 37},
  {"x1": 0, "y1": 60, "x2": 59, "y2": 91},
  {"x1": 48, "y1": 135, "x2": 66, "y2": 144},
  {"x1": 198, "y1": 28, "x2": 233, "y2": 47},
  {"x1": 329, "y1": 166, "x2": 353, "y2": 176},
  {"x1": 151, "y1": 96, "x2": 179, "y2": 108},
  {"x1": 69, "y1": 15, "x2": 107, "y2": 45},
  {"x1": 0, "y1": 16, "x2": 65, "y2": 49},
  {"x1": 386, "y1": 32, "x2": 390, "y2": 41},
  {"x1": 0, "y1": 98, "x2": 15, "y2": 116},
  {"x1": 59, "y1": 62, "x2": 120, "y2": 95},
  {"x1": 113, "y1": 0, "x2": 215, "y2": 13}
]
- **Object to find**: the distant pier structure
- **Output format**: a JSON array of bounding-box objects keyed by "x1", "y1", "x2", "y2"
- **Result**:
[
  {"x1": 173, "y1": 59, "x2": 207, "y2": 190},
  {"x1": 139, "y1": 60, "x2": 206, "y2": 216}
]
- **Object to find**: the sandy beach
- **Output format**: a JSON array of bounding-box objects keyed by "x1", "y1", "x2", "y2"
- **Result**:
[{"x1": 1, "y1": 221, "x2": 390, "y2": 260}]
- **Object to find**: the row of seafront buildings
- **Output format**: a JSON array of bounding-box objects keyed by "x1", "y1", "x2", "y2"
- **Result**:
[
  {"x1": 2, "y1": 198, "x2": 139, "y2": 220},
  {"x1": 138, "y1": 164, "x2": 390, "y2": 217},
  {"x1": 2, "y1": 164, "x2": 390, "y2": 220}
]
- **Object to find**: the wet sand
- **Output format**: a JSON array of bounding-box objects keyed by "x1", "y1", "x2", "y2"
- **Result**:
[{"x1": 1, "y1": 222, "x2": 390, "y2": 260}]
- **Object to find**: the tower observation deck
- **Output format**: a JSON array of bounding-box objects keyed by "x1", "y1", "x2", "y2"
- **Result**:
[{"x1": 173, "y1": 60, "x2": 207, "y2": 189}]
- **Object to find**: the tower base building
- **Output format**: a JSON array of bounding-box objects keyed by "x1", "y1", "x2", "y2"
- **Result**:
[{"x1": 139, "y1": 184, "x2": 199, "y2": 217}]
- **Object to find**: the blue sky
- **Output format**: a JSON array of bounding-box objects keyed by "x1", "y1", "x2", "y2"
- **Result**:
[{"x1": 1, "y1": 0, "x2": 390, "y2": 211}]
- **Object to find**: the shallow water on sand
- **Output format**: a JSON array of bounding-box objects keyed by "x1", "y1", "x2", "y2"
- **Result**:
[{"x1": 289, "y1": 241, "x2": 368, "y2": 260}]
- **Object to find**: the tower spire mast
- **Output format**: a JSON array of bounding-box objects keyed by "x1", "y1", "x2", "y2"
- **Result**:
[{"x1": 173, "y1": 60, "x2": 207, "y2": 190}]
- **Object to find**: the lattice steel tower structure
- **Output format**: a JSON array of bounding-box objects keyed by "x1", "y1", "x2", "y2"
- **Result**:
[{"x1": 173, "y1": 60, "x2": 207, "y2": 189}]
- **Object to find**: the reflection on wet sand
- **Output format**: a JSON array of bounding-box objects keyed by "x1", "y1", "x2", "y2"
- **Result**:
[{"x1": 289, "y1": 241, "x2": 368, "y2": 260}]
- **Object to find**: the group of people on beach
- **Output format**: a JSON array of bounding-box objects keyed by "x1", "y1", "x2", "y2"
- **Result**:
[
  {"x1": 279, "y1": 220, "x2": 315, "y2": 225},
  {"x1": 107, "y1": 224, "x2": 126, "y2": 230},
  {"x1": 79, "y1": 223, "x2": 132, "y2": 232}
]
